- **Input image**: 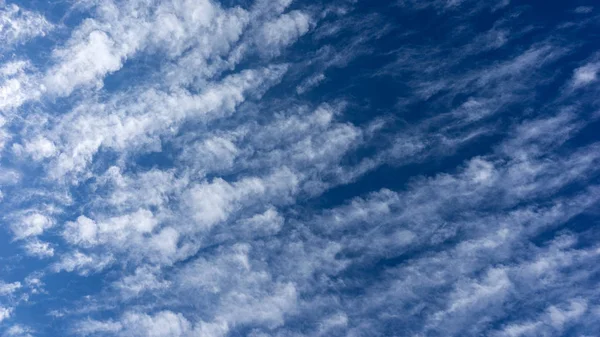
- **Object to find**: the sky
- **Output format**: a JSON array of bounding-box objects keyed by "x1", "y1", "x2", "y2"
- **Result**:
[{"x1": 0, "y1": 0, "x2": 600, "y2": 336}]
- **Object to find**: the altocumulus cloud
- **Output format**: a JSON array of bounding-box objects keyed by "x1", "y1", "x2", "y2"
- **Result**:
[{"x1": 1, "y1": 0, "x2": 600, "y2": 336}]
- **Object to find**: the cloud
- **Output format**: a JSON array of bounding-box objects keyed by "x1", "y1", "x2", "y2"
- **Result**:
[
  {"x1": 0, "y1": 281, "x2": 21, "y2": 296},
  {"x1": 3, "y1": 324, "x2": 35, "y2": 337},
  {"x1": 113, "y1": 266, "x2": 170, "y2": 299},
  {"x1": 10, "y1": 213, "x2": 54, "y2": 240},
  {"x1": 13, "y1": 137, "x2": 57, "y2": 161},
  {"x1": 183, "y1": 168, "x2": 298, "y2": 232},
  {"x1": 0, "y1": 306, "x2": 11, "y2": 323},
  {"x1": 426, "y1": 268, "x2": 512, "y2": 333},
  {"x1": 63, "y1": 209, "x2": 157, "y2": 247},
  {"x1": 52, "y1": 251, "x2": 114, "y2": 275},
  {"x1": 44, "y1": 30, "x2": 128, "y2": 96},
  {"x1": 0, "y1": 60, "x2": 39, "y2": 111},
  {"x1": 0, "y1": 3, "x2": 53, "y2": 48},
  {"x1": 73, "y1": 319, "x2": 122, "y2": 336},
  {"x1": 572, "y1": 62, "x2": 600, "y2": 88},
  {"x1": 21, "y1": 239, "x2": 53, "y2": 258},
  {"x1": 296, "y1": 73, "x2": 326, "y2": 94},
  {"x1": 258, "y1": 10, "x2": 311, "y2": 57},
  {"x1": 496, "y1": 298, "x2": 590, "y2": 336},
  {"x1": 574, "y1": 6, "x2": 594, "y2": 14},
  {"x1": 1, "y1": 1, "x2": 600, "y2": 336},
  {"x1": 42, "y1": 64, "x2": 288, "y2": 180}
]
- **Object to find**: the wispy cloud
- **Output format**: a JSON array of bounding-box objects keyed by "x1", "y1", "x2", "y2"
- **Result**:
[{"x1": 0, "y1": 2, "x2": 52, "y2": 48}]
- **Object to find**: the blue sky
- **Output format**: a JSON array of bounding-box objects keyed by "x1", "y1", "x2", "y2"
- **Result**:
[{"x1": 1, "y1": 0, "x2": 600, "y2": 336}]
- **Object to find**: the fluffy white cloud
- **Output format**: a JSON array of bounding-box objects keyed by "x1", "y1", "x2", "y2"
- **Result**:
[
  {"x1": 259, "y1": 10, "x2": 311, "y2": 56},
  {"x1": 23, "y1": 239, "x2": 54, "y2": 258},
  {"x1": 13, "y1": 137, "x2": 57, "y2": 161},
  {"x1": 0, "y1": 60, "x2": 39, "y2": 111},
  {"x1": 10, "y1": 213, "x2": 54, "y2": 240},
  {"x1": 73, "y1": 319, "x2": 122, "y2": 336},
  {"x1": 42, "y1": 65, "x2": 287, "y2": 180},
  {"x1": 0, "y1": 3, "x2": 52, "y2": 47},
  {"x1": 0, "y1": 306, "x2": 11, "y2": 323},
  {"x1": 113, "y1": 266, "x2": 171, "y2": 299},
  {"x1": 45, "y1": 30, "x2": 127, "y2": 96},
  {"x1": 63, "y1": 209, "x2": 157, "y2": 247},
  {"x1": 0, "y1": 281, "x2": 21, "y2": 296},
  {"x1": 183, "y1": 169, "x2": 298, "y2": 231},
  {"x1": 52, "y1": 251, "x2": 115, "y2": 275}
]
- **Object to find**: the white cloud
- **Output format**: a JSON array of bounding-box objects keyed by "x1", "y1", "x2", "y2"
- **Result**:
[
  {"x1": 97, "y1": 167, "x2": 187, "y2": 210},
  {"x1": 574, "y1": 6, "x2": 593, "y2": 14},
  {"x1": 183, "y1": 168, "x2": 298, "y2": 232},
  {"x1": 0, "y1": 3, "x2": 53, "y2": 47},
  {"x1": 496, "y1": 298, "x2": 589, "y2": 336},
  {"x1": 10, "y1": 213, "x2": 54, "y2": 240},
  {"x1": 218, "y1": 282, "x2": 297, "y2": 328},
  {"x1": 0, "y1": 60, "x2": 28, "y2": 77},
  {"x1": 63, "y1": 209, "x2": 158, "y2": 247},
  {"x1": 44, "y1": 30, "x2": 130, "y2": 96},
  {"x1": 296, "y1": 73, "x2": 326, "y2": 94},
  {"x1": 547, "y1": 298, "x2": 588, "y2": 329},
  {"x1": 14, "y1": 136, "x2": 57, "y2": 161},
  {"x1": 0, "y1": 0, "x2": 306, "y2": 112},
  {"x1": 23, "y1": 239, "x2": 54, "y2": 258},
  {"x1": 572, "y1": 62, "x2": 600, "y2": 88},
  {"x1": 497, "y1": 321, "x2": 541, "y2": 337},
  {"x1": 317, "y1": 312, "x2": 348, "y2": 336},
  {"x1": 1, "y1": 1, "x2": 599, "y2": 337},
  {"x1": 113, "y1": 266, "x2": 170, "y2": 299},
  {"x1": 44, "y1": 65, "x2": 287, "y2": 180},
  {"x1": 0, "y1": 167, "x2": 20, "y2": 184},
  {"x1": 74, "y1": 319, "x2": 122, "y2": 336},
  {"x1": 425, "y1": 267, "x2": 512, "y2": 334},
  {"x1": 3, "y1": 324, "x2": 34, "y2": 337},
  {"x1": 238, "y1": 208, "x2": 284, "y2": 236},
  {"x1": 0, "y1": 60, "x2": 39, "y2": 111},
  {"x1": 180, "y1": 136, "x2": 239, "y2": 174},
  {"x1": 122, "y1": 311, "x2": 192, "y2": 337},
  {"x1": 52, "y1": 251, "x2": 114, "y2": 275},
  {"x1": 0, "y1": 281, "x2": 21, "y2": 296},
  {"x1": 77, "y1": 311, "x2": 194, "y2": 337},
  {"x1": 0, "y1": 306, "x2": 11, "y2": 323},
  {"x1": 259, "y1": 10, "x2": 311, "y2": 56}
]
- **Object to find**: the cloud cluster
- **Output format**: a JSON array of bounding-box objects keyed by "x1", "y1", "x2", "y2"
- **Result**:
[
  {"x1": 1, "y1": 0, "x2": 600, "y2": 336},
  {"x1": 0, "y1": 2, "x2": 52, "y2": 48}
]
